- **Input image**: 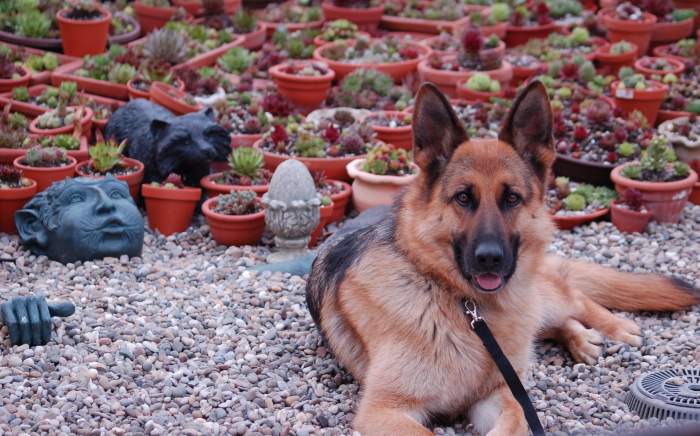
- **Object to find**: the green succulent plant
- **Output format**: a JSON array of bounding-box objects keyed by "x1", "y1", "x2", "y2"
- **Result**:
[
  {"x1": 143, "y1": 28, "x2": 188, "y2": 65},
  {"x1": 89, "y1": 138, "x2": 127, "y2": 173},
  {"x1": 16, "y1": 10, "x2": 51, "y2": 38},
  {"x1": 229, "y1": 146, "x2": 263, "y2": 179},
  {"x1": 108, "y1": 63, "x2": 137, "y2": 84},
  {"x1": 294, "y1": 133, "x2": 326, "y2": 157},
  {"x1": 217, "y1": 47, "x2": 253, "y2": 73},
  {"x1": 213, "y1": 190, "x2": 261, "y2": 215},
  {"x1": 12, "y1": 86, "x2": 29, "y2": 102}
]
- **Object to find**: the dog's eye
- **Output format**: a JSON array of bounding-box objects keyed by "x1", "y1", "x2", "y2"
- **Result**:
[
  {"x1": 455, "y1": 191, "x2": 471, "y2": 207},
  {"x1": 504, "y1": 192, "x2": 522, "y2": 207}
]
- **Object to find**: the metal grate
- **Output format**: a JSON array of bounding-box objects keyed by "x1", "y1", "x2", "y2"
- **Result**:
[{"x1": 625, "y1": 369, "x2": 700, "y2": 421}]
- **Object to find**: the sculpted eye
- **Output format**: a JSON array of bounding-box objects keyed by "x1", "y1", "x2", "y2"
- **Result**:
[
  {"x1": 504, "y1": 192, "x2": 522, "y2": 208},
  {"x1": 455, "y1": 191, "x2": 471, "y2": 207},
  {"x1": 68, "y1": 193, "x2": 84, "y2": 204},
  {"x1": 109, "y1": 189, "x2": 127, "y2": 199}
]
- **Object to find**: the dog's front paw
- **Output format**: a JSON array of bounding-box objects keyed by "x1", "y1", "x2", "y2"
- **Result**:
[
  {"x1": 603, "y1": 316, "x2": 642, "y2": 348},
  {"x1": 561, "y1": 319, "x2": 604, "y2": 365}
]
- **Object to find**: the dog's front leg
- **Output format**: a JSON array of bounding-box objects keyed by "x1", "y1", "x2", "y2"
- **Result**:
[
  {"x1": 353, "y1": 389, "x2": 432, "y2": 436},
  {"x1": 469, "y1": 386, "x2": 528, "y2": 436}
]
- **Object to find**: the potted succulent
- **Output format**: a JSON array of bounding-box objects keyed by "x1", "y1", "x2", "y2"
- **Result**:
[
  {"x1": 0, "y1": 109, "x2": 32, "y2": 164},
  {"x1": 326, "y1": 68, "x2": 413, "y2": 111},
  {"x1": 504, "y1": 52, "x2": 545, "y2": 85},
  {"x1": 314, "y1": 35, "x2": 430, "y2": 81},
  {"x1": 418, "y1": 28, "x2": 511, "y2": 97},
  {"x1": 642, "y1": 0, "x2": 696, "y2": 45},
  {"x1": 0, "y1": 43, "x2": 66, "y2": 86},
  {"x1": 0, "y1": 51, "x2": 30, "y2": 92},
  {"x1": 258, "y1": 109, "x2": 377, "y2": 180},
  {"x1": 506, "y1": 0, "x2": 560, "y2": 47},
  {"x1": 657, "y1": 66, "x2": 700, "y2": 123},
  {"x1": 658, "y1": 114, "x2": 700, "y2": 162},
  {"x1": 127, "y1": 63, "x2": 185, "y2": 100},
  {"x1": 134, "y1": 0, "x2": 184, "y2": 34},
  {"x1": 633, "y1": 56, "x2": 685, "y2": 78},
  {"x1": 346, "y1": 142, "x2": 418, "y2": 212},
  {"x1": 364, "y1": 111, "x2": 412, "y2": 150},
  {"x1": 596, "y1": 40, "x2": 638, "y2": 76},
  {"x1": 270, "y1": 61, "x2": 335, "y2": 113},
  {"x1": 452, "y1": 99, "x2": 511, "y2": 139},
  {"x1": 75, "y1": 137, "x2": 145, "y2": 200},
  {"x1": 456, "y1": 73, "x2": 504, "y2": 102},
  {"x1": 610, "y1": 188, "x2": 651, "y2": 232},
  {"x1": 256, "y1": 1, "x2": 324, "y2": 37},
  {"x1": 309, "y1": 194, "x2": 334, "y2": 247},
  {"x1": 321, "y1": 0, "x2": 384, "y2": 33},
  {"x1": 201, "y1": 189, "x2": 266, "y2": 246},
  {"x1": 652, "y1": 38, "x2": 698, "y2": 62},
  {"x1": 546, "y1": 176, "x2": 615, "y2": 230},
  {"x1": 611, "y1": 67, "x2": 668, "y2": 125},
  {"x1": 610, "y1": 135, "x2": 698, "y2": 222},
  {"x1": 204, "y1": 9, "x2": 265, "y2": 50},
  {"x1": 29, "y1": 99, "x2": 93, "y2": 137},
  {"x1": 597, "y1": 3, "x2": 657, "y2": 55},
  {"x1": 12, "y1": 145, "x2": 77, "y2": 193},
  {"x1": 380, "y1": 0, "x2": 471, "y2": 34},
  {"x1": 314, "y1": 19, "x2": 368, "y2": 47},
  {"x1": 149, "y1": 81, "x2": 204, "y2": 115},
  {"x1": 313, "y1": 170, "x2": 351, "y2": 223},
  {"x1": 142, "y1": 173, "x2": 202, "y2": 236},
  {"x1": 35, "y1": 133, "x2": 89, "y2": 163},
  {"x1": 201, "y1": 146, "x2": 272, "y2": 197},
  {"x1": 466, "y1": 3, "x2": 511, "y2": 39},
  {"x1": 172, "y1": 0, "x2": 241, "y2": 17},
  {"x1": 57, "y1": 0, "x2": 112, "y2": 57},
  {"x1": 513, "y1": 26, "x2": 607, "y2": 64},
  {"x1": 0, "y1": 165, "x2": 37, "y2": 234}
]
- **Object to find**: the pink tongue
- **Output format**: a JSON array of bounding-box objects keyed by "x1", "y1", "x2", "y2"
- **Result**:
[{"x1": 476, "y1": 273, "x2": 502, "y2": 290}]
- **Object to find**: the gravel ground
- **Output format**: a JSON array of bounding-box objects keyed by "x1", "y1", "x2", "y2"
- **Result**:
[{"x1": 0, "y1": 205, "x2": 699, "y2": 436}]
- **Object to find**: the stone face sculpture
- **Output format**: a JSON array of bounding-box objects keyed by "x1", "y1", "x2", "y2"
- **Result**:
[
  {"x1": 104, "y1": 99, "x2": 230, "y2": 187},
  {"x1": 263, "y1": 160, "x2": 320, "y2": 262},
  {"x1": 15, "y1": 176, "x2": 144, "y2": 264},
  {"x1": 0, "y1": 295, "x2": 75, "y2": 346}
]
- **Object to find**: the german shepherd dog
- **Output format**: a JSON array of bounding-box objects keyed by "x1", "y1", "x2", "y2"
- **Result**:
[{"x1": 306, "y1": 81, "x2": 699, "y2": 435}]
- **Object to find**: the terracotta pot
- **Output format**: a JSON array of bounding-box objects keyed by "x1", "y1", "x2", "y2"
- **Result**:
[
  {"x1": 327, "y1": 179, "x2": 351, "y2": 223},
  {"x1": 309, "y1": 201, "x2": 334, "y2": 247},
  {"x1": 346, "y1": 158, "x2": 418, "y2": 212},
  {"x1": 0, "y1": 178, "x2": 37, "y2": 234},
  {"x1": 238, "y1": 23, "x2": 267, "y2": 50},
  {"x1": 313, "y1": 31, "x2": 371, "y2": 47},
  {"x1": 674, "y1": 0, "x2": 700, "y2": 30},
  {"x1": 633, "y1": 56, "x2": 685, "y2": 78},
  {"x1": 127, "y1": 78, "x2": 184, "y2": 100},
  {"x1": 173, "y1": 0, "x2": 240, "y2": 16},
  {"x1": 479, "y1": 22, "x2": 508, "y2": 40},
  {"x1": 313, "y1": 40, "x2": 431, "y2": 81},
  {"x1": 13, "y1": 154, "x2": 77, "y2": 193},
  {"x1": 511, "y1": 63, "x2": 545, "y2": 85},
  {"x1": 321, "y1": 2, "x2": 384, "y2": 33},
  {"x1": 610, "y1": 201, "x2": 651, "y2": 232},
  {"x1": 259, "y1": 20, "x2": 324, "y2": 38},
  {"x1": 656, "y1": 109, "x2": 691, "y2": 126},
  {"x1": 417, "y1": 56, "x2": 513, "y2": 98},
  {"x1": 598, "y1": 8, "x2": 657, "y2": 55},
  {"x1": 23, "y1": 134, "x2": 90, "y2": 163},
  {"x1": 200, "y1": 172, "x2": 269, "y2": 198},
  {"x1": 505, "y1": 22, "x2": 559, "y2": 47},
  {"x1": 610, "y1": 163, "x2": 698, "y2": 222},
  {"x1": 595, "y1": 42, "x2": 639, "y2": 76},
  {"x1": 29, "y1": 106, "x2": 94, "y2": 136},
  {"x1": 0, "y1": 84, "x2": 64, "y2": 117},
  {"x1": 57, "y1": 7, "x2": 111, "y2": 57},
  {"x1": 201, "y1": 197, "x2": 266, "y2": 246},
  {"x1": 75, "y1": 157, "x2": 145, "y2": 200},
  {"x1": 0, "y1": 42, "x2": 76, "y2": 86},
  {"x1": 134, "y1": 1, "x2": 180, "y2": 34},
  {"x1": 51, "y1": 60, "x2": 129, "y2": 100},
  {"x1": 142, "y1": 183, "x2": 202, "y2": 236},
  {"x1": 651, "y1": 18, "x2": 694, "y2": 44},
  {"x1": 149, "y1": 82, "x2": 202, "y2": 115},
  {"x1": 109, "y1": 14, "x2": 142, "y2": 46},
  {"x1": 691, "y1": 181, "x2": 700, "y2": 204},
  {"x1": 455, "y1": 78, "x2": 505, "y2": 102},
  {"x1": 652, "y1": 44, "x2": 690, "y2": 63},
  {"x1": 367, "y1": 111, "x2": 413, "y2": 151},
  {"x1": 550, "y1": 207, "x2": 609, "y2": 230},
  {"x1": 379, "y1": 14, "x2": 471, "y2": 34},
  {"x1": 231, "y1": 133, "x2": 263, "y2": 148},
  {"x1": 611, "y1": 80, "x2": 667, "y2": 126},
  {"x1": 0, "y1": 66, "x2": 31, "y2": 93},
  {"x1": 269, "y1": 61, "x2": 335, "y2": 113},
  {"x1": 0, "y1": 147, "x2": 26, "y2": 165},
  {"x1": 262, "y1": 149, "x2": 363, "y2": 181}
]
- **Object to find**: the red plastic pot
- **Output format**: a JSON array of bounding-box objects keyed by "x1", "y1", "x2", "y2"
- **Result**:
[
  {"x1": 57, "y1": 7, "x2": 111, "y2": 57},
  {"x1": 417, "y1": 55, "x2": 513, "y2": 98},
  {"x1": 133, "y1": 1, "x2": 180, "y2": 34},
  {"x1": 0, "y1": 178, "x2": 37, "y2": 234},
  {"x1": 611, "y1": 80, "x2": 667, "y2": 126},
  {"x1": 379, "y1": 14, "x2": 470, "y2": 34},
  {"x1": 550, "y1": 207, "x2": 609, "y2": 231},
  {"x1": 327, "y1": 179, "x2": 351, "y2": 223},
  {"x1": 75, "y1": 157, "x2": 145, "y2": 200},
  {"x1": 202, "y1": 196, "x2": 266, "y2": 246},
  {"x1": 13, "y1": 154, "x2": 77, "y2": 193},
  {"x1": 652, "y1": 44, "x2": 690, "y2": 63},
  {"x1": 142, "y1": 183, "x2": 202, "y2": 236},
  {"x1": 367, "y1": 111, "x2": 413, "y2": 151},
  {"x1": 691, "y1": 181, "x2": 700, "y2": 205},
  {"x1": 51, "y1": 60, "x2": 129, "y2": 100},
  {"x1": 173, "y1": 0, "x2": 240, "y2": 16},
  {"x1": 0, "y1": 66, "x2": 30, "y2": 93},
  {"x1": 610, "y1": 164, "x2": 698, "y2": 223},
  {"x1": 595, "y1": 42, "x2": 639, "y2": 76},
  {"x1": 200, "y1": 172, "x2": 269, "y2": 198},
  {"x1": 259, "y1": 19, "x2": 324, "y2": 38},
  {"x1": 29, "y1": 106, "x2": 94, "y2": 136},
  {"x1": 269, "y1": 61, "x2": 335, "y2": 113},
  {"x1": 651, "y1": 18, "x2": 694, "y2": 44},
  {"x1": 610, "y1": 200, "x2": 651, "y2": 232},
  {"x1": 321, "y1": 2, "x2": 384, "y2": 33},
  {"x1": 262, "y1": 150, "x2": 361, "y2": 182},
  {"x1": 149, "y1": 82, "x2": 202, "y2": 115},
  {"x1": 309, "y1": 200, "x2": 334, "y2": 247},
  {"x1": 598, "y1": 8, "x2": 657, "y2": 55},
  {"x1": 505, "y1": 22, "x2": 559, "y2": 47},
  {"x1": 633, "y1": 56, "x2": 685, "y2": 78},
  {"x1": 479, "y1": 22, "x2": 508, "y2": 40},
  {"x1": 313, "y1": 40, "x2": 431, "y2": 82},
  {"x1": 127, "y1": 78, "x2": 184, "y2": 100},
  {"x1": 455, "y1": 78, "x2": 505, "y2": 102}
]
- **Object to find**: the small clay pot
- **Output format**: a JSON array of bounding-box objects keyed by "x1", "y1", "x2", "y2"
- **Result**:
[
  {"x1": 269, "y1": 61, "x2": 335, "y2": 113},
  {"x1": 149, "y1": 82, "x2": 202, "y2": 115},
  {"x1": 650, "y1": 17, "x2": 694, "y2": 44},
  {"x1": 611, "y1": 80, "x2": 667, "y2": 126},
  {"x1": 57, "y1": 7, "x2": 112, "y2": 57},
  {"x1": 202, "y1": 196, "x2": 266, "y2": 246},
  {"x1": 127, "y1": 78, "x2": 184, "y2": 100},
  {"x1": 0, "y1": 177, "x2": 37, "y2": 234},
  {"x1": 309, "y1": 200, "x2": 334, "y2": 247},
  {"x1": 367, "y1": 111, "x2": 413, "y2": 151},
  {"x1": 327, "y1": 179, "x2": 351, "y2": 223},
  {"x1": 505, "y1": 22, "x2": 559, "y2": 47},
  {"x1": 346, "y1": 158, "x2": 418, "y2": 212},
  {"x1": 262, "y1": 149, "x2": 362, "y2": 182},
  {"x1": 550, "y1": 207, "x2": 609, "y2": 231},
  {"x1": 595, "y1": 42, "x2": 639, "y2": 76},
  {"x1": 75, "y1": 157, "x2": 145, "y2": 200},
  {"x1": 633, "y1": 56, "x2": 685, "y2": 78},
  {"x1": 610, "y1": 200, "x2": 651, "y2": 233},
  {"x1": 321, "y1": 2, "x2": 383, "y2": 33},
  {"x1": 13, "y1": 154, "x2": 77, "y2": 193},
  {"x1": 455, "y1": 78, "x2": 505, "y2": 102},
  {"x1": 0, "y1": 66, "x2": 31, "y2": 93},
  {"x1": 417, "y1": 55, "x2": 513, "y2": 98},
  {"x1": 29, "y1": 106, "x2": 94, "y2": 137},
  {"x1": 200, "y1": 172, "x2": 269, "y2": 198},
  {"x1": 142, "y1": 183, "x2": 202, "y2": 236},
  {"x1": 133, "y1": 1, "x2": 180, "y2": 34},
  {"x1": 597, "y1": 8, "x2": 657, "y2": 55}
]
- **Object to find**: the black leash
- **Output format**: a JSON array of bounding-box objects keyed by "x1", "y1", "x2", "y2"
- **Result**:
[{"x1": 463, "y1": 299, "x2": 545, "y2": 436}]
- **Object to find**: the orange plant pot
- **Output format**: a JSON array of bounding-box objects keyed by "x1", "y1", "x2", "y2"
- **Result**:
[
  {"x1": 550, "y1": 208, "x2": 609, "y2": 231},
  {"x1": 57, "y1": 7, "x2": 112, "y2": 57},
  {"x1": 598, "y1": 8, "x2": 657, "y2": 55},
  {"x1": 202, "y1": 197, "x2": 266, "y2": 246},
  {"x1": 200, "y1": 172, "x2": 269, "y2": 198},
  {"x1": 417, "y1": 55, "x2": 512, "y2": 98},
  {"x1": 328, "y1": 179, "x2": 351, "y2": 223},
  {"x1": 149, "y1": 82, "x2": 202, "y2": 115},
  {"x1": 309, "y1": 201, "x2": 334, "y2": 247},
  {"x1": 346, "y1": 158, "x2": 418, "y2": 212},
  {"x1": 269, "y1": 61, "x2": 335, "y2": 114},
  {"x1": 610, "y1": 201, "x2": 651, "y2": 233},
  {"x1": 321, "y1": 2, "x2": 383, "y2": 33},
  {"x1": 650, "y1": 18, "x2": 694, "y2": 44},
  {"x1": 13, "y1": 155, "x2": 77, "y2": 192},
  {"x1": 133, "y1": 1, "x2": 179, "y2": 34},
  {"x1": 28, "y1": 106, "x2": 94, "y2": 137},
  {"x1": 455, "y1": 79, "x2": 505, "y2": 102},
  {"x1": 262, "y1": 150, "x2": 361, "y2": 182},
  {"x1": 595, "y1": 42, "x2": 639, "y2": 76},
  {"x1": 611, "y1": 80, "x2": 667, "y2": 126},
  {"x1": 633, "y1": 56, "x2": 685, "y2": 78},
  {"x1": 142, "y1": 184, "x2": 202, "y2": 236},
  {"x1": 0, "y1": 66, "x2": 31, "y2": 93},
  {"x1": 505, "y1": 22, "x2": 559, "y2": 47},
  {"x1": 75, "y1": 157, "x2": 145, "y2": 201},
  {"x1": 367, "y1": 110, "x2": 413, "y2": 150},
  {"x1": 0, "y1": 178, "x2": 37, "y2": 234}
]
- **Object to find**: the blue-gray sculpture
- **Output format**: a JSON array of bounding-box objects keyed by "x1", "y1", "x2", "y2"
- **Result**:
[
  {"x1": 104, "y1": 99, "x2": 230, "y2": 186},
  {"x1": 14, "y1": 176, "x2": 144, "y2": 264},
  {"x1": 1, "y1": 296, "x2": 75, "y2": 346}
]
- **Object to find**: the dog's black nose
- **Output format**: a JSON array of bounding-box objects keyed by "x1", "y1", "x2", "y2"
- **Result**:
[{"x1": 474, "y1": 240, "x2": 504, "y2": 270}]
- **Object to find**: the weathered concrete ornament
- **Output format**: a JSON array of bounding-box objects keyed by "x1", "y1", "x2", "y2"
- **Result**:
[
  {"x1": 263, "y1": 160, "x2": 320, "y2": 263},
  {"x1": 15, "y1": 176, "x2": 144, "y2": 264}
]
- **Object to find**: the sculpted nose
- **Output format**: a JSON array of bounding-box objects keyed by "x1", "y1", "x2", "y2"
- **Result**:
[
  {"x1": 474, "y1": 239, "x2": 504, "y2": 270},
  {"x1": 95, "y1": 190, "x2": 116, "y2": 214}
]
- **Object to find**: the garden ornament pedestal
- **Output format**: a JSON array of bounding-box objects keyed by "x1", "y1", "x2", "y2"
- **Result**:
[
  {"x1": 263, "y1": 160, "x2": 320, "y2": 263},
  {"x1": 14, "y1": 176, "x2": 145, "y2": 264}
]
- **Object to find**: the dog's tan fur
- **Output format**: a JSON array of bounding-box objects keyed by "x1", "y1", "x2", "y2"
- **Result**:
[{"x1": 306, "y1": 81, "x2": 699, "y2": 436}]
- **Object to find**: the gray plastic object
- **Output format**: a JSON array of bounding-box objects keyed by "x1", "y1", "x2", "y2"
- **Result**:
[{"x1": 625, "y1": 368, "x2": 700, "y2": 420}]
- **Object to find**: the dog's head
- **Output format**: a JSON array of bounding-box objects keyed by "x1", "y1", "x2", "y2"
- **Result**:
[{"x1": 399, "y1": 81, "x2": 555, "y2": 297}]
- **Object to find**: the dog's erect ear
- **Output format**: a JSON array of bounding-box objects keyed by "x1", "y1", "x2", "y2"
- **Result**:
[
  {"x1": 498, "y1": 80, "x2": 554, "y2": 182},
  {"x1": 413, "y1": 83, "x2": 468, "y2": 183}
]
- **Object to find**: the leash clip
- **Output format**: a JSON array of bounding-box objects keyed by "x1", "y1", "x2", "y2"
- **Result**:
[{"x1": 463, "y1": 299, "x2": 482, "y2": 329}]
